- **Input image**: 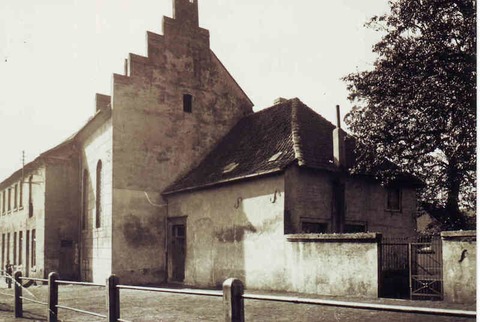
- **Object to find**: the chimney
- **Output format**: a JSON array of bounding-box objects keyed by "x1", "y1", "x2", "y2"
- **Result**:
[
  {"x1": 95, "y1": 93, "x2": 111, "y2": 113},
  {"x1": 173, "y1": 0, "x2": 199, "y2": 27},
  {"x1": 273, "y1": 97, "x2": 287, "y2": 105},
  {"x1": 333, "y1": 105, "x2": 346, "y2": 168}
]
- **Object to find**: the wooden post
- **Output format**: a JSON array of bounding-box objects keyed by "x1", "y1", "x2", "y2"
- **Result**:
[
  {"x1": 223, "y1": 278, "x2": 244, "y2": 322},
  {"x1": 107, "y1": 275, "x2": 120, "y2": 322},
  {"x1": 14, "y1": 271, "x2": 23, "y2": 318},
  {"x1": 47, "y1": 272, "x2": 59, "y2": 322}
]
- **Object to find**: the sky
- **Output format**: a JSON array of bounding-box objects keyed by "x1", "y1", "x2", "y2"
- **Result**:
[{"x1": 0, "y1": 0, "x2": 390, "y2": 182}]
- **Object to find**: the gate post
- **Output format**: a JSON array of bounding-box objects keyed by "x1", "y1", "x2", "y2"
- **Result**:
[
  {"x1": 14, "y1": 271, "x2": 23, "y2": 318},
  {"x1": 107, "y1": 275, "x2": 120, "y2": 322},
  {"x1": 47, "y1": 272, "x2": 59, "y2": 322},
  {"x1": 223, "y1": 278, "x2": 244, "y2": 322}
]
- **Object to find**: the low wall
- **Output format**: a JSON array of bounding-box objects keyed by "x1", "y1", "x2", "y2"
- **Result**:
[
  {"x1": 285, "y1": 233, "x2": 381, "y2": 298},
  {"x1": 442, "y1": 230, "x2": 476, "y2": 304}
]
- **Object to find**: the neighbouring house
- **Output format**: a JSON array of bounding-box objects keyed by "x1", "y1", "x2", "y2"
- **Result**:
[
  {"x1": 0, "y1": 139, "x2": 79, "y2": 281},
  {"x1": 0, "y1": 0, "x2": 421, "y2": 297}
]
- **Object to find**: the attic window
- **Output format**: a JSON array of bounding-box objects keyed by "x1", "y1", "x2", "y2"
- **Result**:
[
  {"x1": 223, "y1": 162, "x2": 239, "y2": 174},
  {"x1": 386, "y1": 187, "x2": 402, "y2": 212},
  {"x1": 268, "y1": 151, "x2": 283, "y2": 162},
  {"x1": 183, "y1": 94, "x2": 193, "y2": 113}
]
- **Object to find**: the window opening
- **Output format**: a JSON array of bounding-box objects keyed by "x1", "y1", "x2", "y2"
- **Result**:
[
  {"x1": 344, "y1": 224, "x2": 367, "y2": 233},
  {"x1": 19, "y1": 181, "x2": 23, "y2": 208},
  {"x1": 96, "y1": 160, "x2": 102, "y2": 228},
  {"x1": 28, "y1": 176, "x2": 33, "y2": 217},
  {"x1": 183, "y1": 94, "x2": 193, "y2": 113},
  {"x1": 14, "y1": 184, "x2": 17, "y2": 209},
  {"x1": 31, "y1": 229, "x2": 36, "y2": 267},
  {"x1": 1, "y1": 234, "x2": 4, "y2": 270},
  {"x1": 7, "y1": 188, "x2": 11, "y2": 211},
  {"x1": 6, "y1": 233, "x2": 10, "y2": 265},
  {"x1": 13, "y1": 232, "x2": 16, "y2": 265},
  {"x1": 301, "y1": 220, "x2": 328, "y2": 234},
  {"x1": 386, "y1": 187, "x2": 401, "y2": 211},
  {"x1": 18, "y1": 231, "x2": 22, "y2": 266}
]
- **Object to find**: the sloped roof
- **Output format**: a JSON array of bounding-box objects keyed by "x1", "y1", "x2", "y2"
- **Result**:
[{"x1": 164, "y1": 98, "x2": 352, "y2": 194}]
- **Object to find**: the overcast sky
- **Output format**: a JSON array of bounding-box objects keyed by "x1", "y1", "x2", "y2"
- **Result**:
[{"x1": 0, "y1": 0, "x2": 390, "y2": 182}]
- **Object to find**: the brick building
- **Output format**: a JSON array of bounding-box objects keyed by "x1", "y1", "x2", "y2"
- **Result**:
[{"x1": 0, "y1": 0, "x2": 419, "y2": 295}]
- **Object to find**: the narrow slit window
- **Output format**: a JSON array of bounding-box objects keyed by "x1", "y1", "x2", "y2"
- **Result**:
[
  {"x1": 95, "y1": 160, "x2": 102, "y2": 228},
  {"x1": 183, "y1": 94, "x2": 193, "y2": 113}
]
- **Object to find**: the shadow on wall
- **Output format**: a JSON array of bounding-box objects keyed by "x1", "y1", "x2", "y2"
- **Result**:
[
  {"x1": 195, "y1": 199, "x2": 255, "y2": 288},
  {"x1": 80, "y1": 167, "x2": 94, "y2": 282}
]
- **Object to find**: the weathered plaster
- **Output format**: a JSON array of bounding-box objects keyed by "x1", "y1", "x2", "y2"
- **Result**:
[{"x1": 442, "y1": 230, "x2": 476, "y2": 304}]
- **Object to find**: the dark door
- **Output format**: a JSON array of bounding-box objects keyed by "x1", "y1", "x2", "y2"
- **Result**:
[{"x1": 168, "y1": 217, "x2": 186, "y2": 282}]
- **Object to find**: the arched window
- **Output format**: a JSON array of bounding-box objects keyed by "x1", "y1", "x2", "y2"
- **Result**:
[
  {"x1": 95, "y1": 160, "x2": 102, "y2": 228},
  {"x1": 28, "y1": 176, "x2": 33, "y2": 217},
  {"x1": 82, "y1": 169, "x2": 88, "y2": 230}
]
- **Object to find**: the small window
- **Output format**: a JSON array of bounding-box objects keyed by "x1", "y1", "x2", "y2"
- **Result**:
[
  {"x1": 222, "y1": 162, "x2": 239, "y2": 174},
  {"x1": 183, "y1": 94, "x2": 193, "y2": 113},
  {"x1": 344, "y1": 224, "x2": 367, "y2": 233},
  {"x1": 386, "y1": 187, "x2": 402, "y2": 211},
  {"x1": 301, "y1": 220, "x2": 328, "y2": 234}
]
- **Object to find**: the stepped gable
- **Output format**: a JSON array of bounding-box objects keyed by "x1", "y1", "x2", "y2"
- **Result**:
[{"x1": 164, "y1": 98, "x2": 353, "y2": 194}]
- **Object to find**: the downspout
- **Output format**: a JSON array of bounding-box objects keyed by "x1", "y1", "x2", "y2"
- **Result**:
[{"x1": 332, "y1": 105, "x2": 346, "y2": 233}]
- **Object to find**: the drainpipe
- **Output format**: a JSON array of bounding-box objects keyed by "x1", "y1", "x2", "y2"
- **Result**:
[{"x1": 332, "y1": 105, "x2": 346, "y2": 233}]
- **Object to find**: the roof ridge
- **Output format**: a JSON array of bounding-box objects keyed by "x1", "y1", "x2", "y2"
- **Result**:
[{"x1": 290, "y1": 98, "x2": 304, "y2": 166}]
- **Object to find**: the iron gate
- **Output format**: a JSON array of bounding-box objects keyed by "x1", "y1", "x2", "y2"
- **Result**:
[
  {"x1": 380, "y1": 235, "x2": 442, "y2": 300},
  {"x1": 409, "y1": 237, "x2": 443, "y2": 300}
]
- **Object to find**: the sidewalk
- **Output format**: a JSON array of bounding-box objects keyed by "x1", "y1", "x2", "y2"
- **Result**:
[{"x1": 0, "y1": 281, "x2": 476, "y2": 322}]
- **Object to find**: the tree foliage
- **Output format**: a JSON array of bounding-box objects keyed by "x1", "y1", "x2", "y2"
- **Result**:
[{"x1": 344, "y1": 0, "x2": 476, "y2": 230}]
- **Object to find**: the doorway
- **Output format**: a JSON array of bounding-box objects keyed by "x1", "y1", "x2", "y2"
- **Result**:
[{"x1": 167, "y1": 217, "x2": 186, "y2": 283}]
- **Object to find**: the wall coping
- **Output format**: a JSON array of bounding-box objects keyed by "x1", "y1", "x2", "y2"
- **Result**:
[
  {"x1": 441, "y1": 230, "x2": 476, "y2": 240},
  {"x1": 286, "y1": 232, "x2": 382, "y2": 243}
]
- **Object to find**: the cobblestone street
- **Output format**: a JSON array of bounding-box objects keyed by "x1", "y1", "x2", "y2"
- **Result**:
[{"x1": 0, "y1": 282, "x2": 475, "y2": 322}]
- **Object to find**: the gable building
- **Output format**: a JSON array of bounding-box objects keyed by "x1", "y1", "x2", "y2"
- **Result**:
[{"x1": 0, "y1": 0, "x2": 419, "y2": 297}]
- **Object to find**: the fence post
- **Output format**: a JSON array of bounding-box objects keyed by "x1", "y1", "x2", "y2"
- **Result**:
[
  {"x1": 223, "y1": 278, "x2": 244, "y2": 322},
  {"x1": 107, "y1": 274, "x2": 120, "y2": 322},
  {"x1": 14, "y1": 270, "x2": 23, "y2": 318},
  {"x1": 47, "y1": 272, "x2": 59, "y2": 322}
]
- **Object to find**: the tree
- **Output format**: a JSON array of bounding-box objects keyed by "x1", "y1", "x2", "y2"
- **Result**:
[{"x1": 343, "y1": 0, "x2": 476, "y2": 230}]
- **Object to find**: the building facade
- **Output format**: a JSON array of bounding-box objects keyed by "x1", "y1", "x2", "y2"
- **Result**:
[{"x1": 0, "y1": 0, "x2": 419, "y2": 295}]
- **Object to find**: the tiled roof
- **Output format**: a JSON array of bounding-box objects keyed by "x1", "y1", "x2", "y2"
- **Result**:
[{"x1": 164, "y1": 98, "x2": 353, "y2": 194}]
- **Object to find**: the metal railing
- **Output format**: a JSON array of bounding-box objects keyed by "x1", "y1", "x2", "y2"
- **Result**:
[{"x1": 0, "y1": 271, "x2": 476, "y2": 322}]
